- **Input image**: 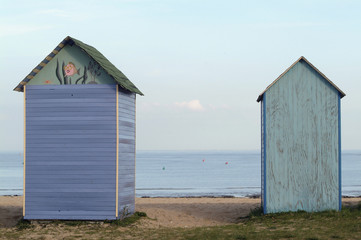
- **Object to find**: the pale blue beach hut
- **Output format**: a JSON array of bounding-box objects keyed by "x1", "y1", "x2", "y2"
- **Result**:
[
  {"x1": 14, "y1": 36, "x2": 143, "y2": 220},
  {"x1": 257, "y1": 56, "x2": 345, "y2": 214}
]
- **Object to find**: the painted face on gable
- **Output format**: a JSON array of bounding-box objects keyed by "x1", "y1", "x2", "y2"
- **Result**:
[{"x1": 64, "y1": 62, "x2": 78, "y2": 76}]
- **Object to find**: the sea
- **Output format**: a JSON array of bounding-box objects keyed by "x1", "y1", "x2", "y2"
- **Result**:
[{"x1": 1, "y1": 151, "x2": 361, "y2": 197}]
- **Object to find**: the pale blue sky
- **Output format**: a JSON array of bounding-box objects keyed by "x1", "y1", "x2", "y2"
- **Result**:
[{"x1": 1, "y1": 0, "x2": 360, "y2": 151}]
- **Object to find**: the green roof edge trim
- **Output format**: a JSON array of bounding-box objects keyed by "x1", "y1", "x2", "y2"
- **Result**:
[
  {"x1": 13, "y1": 36, "x2": 143, "y2": 96},
  {"x1": 69, "y1": 37, "x2": 143, "y2": 95}
]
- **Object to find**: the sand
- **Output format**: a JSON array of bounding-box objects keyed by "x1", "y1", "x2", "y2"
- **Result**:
[
  {"x1": 1, "y1": 196, "x2": 360, "y2": 228},
  {"x1": 0, "y1": 196, "x2": 22, "y2": 228},
  {"x1": 135, "y1": 197, "x2": 261, "y2": 228}
]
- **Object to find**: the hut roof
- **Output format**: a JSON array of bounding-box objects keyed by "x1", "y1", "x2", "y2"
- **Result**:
[
  {"x1": 13, "y1": 36, "x2": 143, "y2": 95},
  {"x1": 257, "y1": 56, "x2": 345, "y2": 102}
]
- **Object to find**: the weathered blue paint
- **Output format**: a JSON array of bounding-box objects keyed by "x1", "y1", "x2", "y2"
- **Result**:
[
  {"x1": 261, "y1": 101, "x2": 263, "y2": 208},
  {"x1": 24, "y1": 84, "x2": 136, "y2": 220},
  {"x1": 338, "y1": 93, "x2": 342, "y2": 210},
  {"x1": 263, "y1": 93, "x2": 267, "y2": 214},
  {"x1": 258, "y1": 58, "x2": 344, "y2": 213}
]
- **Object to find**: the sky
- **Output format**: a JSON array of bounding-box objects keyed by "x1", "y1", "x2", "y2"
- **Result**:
[{"x1": 1, "y1": 0, "x2": 361, "y2": 151}]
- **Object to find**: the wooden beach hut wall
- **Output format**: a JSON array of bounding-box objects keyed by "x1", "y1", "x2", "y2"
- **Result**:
[
  {"x1": 257, "y1": 56, "x2": 345, "y2": 214},
  {"x1": 14, "y1": 36, "x2": 143, "y2": 220}
]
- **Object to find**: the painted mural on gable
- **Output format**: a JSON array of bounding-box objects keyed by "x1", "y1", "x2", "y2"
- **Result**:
[
  {"x1": 54, "y1": 60, "x2": 102, "y2": 85},
  {"x1": 28, "y1": 44, "x2": 116, "y2": 86}
]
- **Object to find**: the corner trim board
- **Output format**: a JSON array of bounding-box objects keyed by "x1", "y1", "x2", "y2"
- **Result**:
[{"x1": 116, "y1": 85, "x2": 119, "y2": 217}]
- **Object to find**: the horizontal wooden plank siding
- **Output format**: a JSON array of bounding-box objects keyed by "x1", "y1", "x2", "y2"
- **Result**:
[
  {"x1": 264, "y1": 60, "x2": 339, "y2": 213},
  {"x1": 25, "y1": 85, "x2": 117, "y2": 220},
  {"x1": 118, "y1": 89, "x2": 136, "y2": 217}
]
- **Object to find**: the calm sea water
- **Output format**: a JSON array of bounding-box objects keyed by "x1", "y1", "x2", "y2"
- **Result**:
[{"x1": 1, "y1": 151, "x2": 360, "y2": 197}]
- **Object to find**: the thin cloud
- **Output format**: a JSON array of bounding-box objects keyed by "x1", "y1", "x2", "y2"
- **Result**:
[
  {"x1": 174, "y1": 99, "x2": 205, "y2": 112},
  {"x1": 140, "y1": 100, "x2": 228, "y2": 112}
]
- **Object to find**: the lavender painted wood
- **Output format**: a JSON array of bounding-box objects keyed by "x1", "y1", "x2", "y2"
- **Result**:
[
  {"x1": 26, "y1": 215, "x2": 116, "y2": 220},
  {"x1": 263, "y1": 60, "x2": 340, "y2": 213},
  {"x1": 118, "y1": 89, "x2": 136, "y2": 216},
  {"x1": 27, "y1": 129, "x2": 116, "y2": 135},
  {"x1": 25, "y1": 84, "x2": 117, "y2": 90},
  {"x1": 27, "y1": 125, "x2": 116, "y2": 130},
  {"x1": 25, "y1": 156, "x2": 116, "y2": 161},
  {"x1": 27, "y1": 178, "x2": 116, "y2": 184},
  {"x1": 27, "y1": 111, "x2": 116, "y2": 117},
  {"x1": 24, "y1": 85, "x2": 122, "y2": 220},
  {"x1": 27, "y1": 139, "x2": 116, "y2": 144},
  {"x1": 25, "y1": 210, "x2": 115, "y2": 216},
  {"x1": 26, "y1": 107, "x2": 117, "y2": 113},
  {"x1": 26, "y1": 192, "x2": 116, "y2": 197}
]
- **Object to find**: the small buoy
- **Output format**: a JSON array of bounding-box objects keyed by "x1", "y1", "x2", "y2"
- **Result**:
[
  {"x1": 202, "y1": 159, "x2": 205, "y2": 162},
  {"x1": 225, "y1": 162, "x2": 228, "y2": 165},
  {"x1": 162, "y1": 166, "x2": 165, "y2": 170}
]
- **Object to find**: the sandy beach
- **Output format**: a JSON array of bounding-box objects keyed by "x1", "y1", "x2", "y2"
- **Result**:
[
  {"x1": 135, "y1": 197, "x2": 261, "y2": 228},
  {"x1": 1, "y1": 196, "x2": 361, "y2": 229}
]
